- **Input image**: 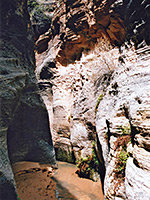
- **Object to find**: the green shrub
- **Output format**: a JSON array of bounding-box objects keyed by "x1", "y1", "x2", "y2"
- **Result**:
[
  {"x1": 76, "y1": 143, "x2": 99, "y2": 181},
  {"x1": 114, "y1": 135, "x2": 130, "y2": 180},
  {"x1": 116, "y1": 149, "x2": 129, "y2": 173},
  {"x1": 119, "y1": 125, "x2": 131, "y2": 135}
]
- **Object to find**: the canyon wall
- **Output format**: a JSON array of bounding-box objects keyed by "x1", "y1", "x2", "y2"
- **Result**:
[
  {"x1": 0, "y1": 0, "x2": 55, "y2": 199},
  {"x1": 0, "y1": 0, "x2": 150, "y2": 199},
  {"x1": 35, "y1": 0, "x2": 150, "y2": 199}
]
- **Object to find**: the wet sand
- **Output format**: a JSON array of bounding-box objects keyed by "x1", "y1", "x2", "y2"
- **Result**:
[
  {"x1": 12, "y1": 161, "x2": 104, "y2": 200},
  {"x1": 12, "y1": 162, "x2": 57, "y2": 200}
]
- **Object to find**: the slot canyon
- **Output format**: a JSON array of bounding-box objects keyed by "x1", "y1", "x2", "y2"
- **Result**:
[{"x1": 0, "y1": 0, "x2": 150, "y2": 199}]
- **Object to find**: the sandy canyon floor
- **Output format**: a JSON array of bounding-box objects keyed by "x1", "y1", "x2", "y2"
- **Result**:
[{"x1": 12, "y1": 161, "x2": 104, "y2": 200}]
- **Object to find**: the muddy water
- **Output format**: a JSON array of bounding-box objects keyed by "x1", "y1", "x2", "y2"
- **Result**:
[
  {"x1": 53, "y1": 161, "x2": 104, "y2": 200},
  {"x1": 13, "y1": 161, "x2": 104, "y2": 200}
]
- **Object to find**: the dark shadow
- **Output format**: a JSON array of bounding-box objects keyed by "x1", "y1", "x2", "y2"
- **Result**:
[
  {"x1": 96, "y1": 133, "x2": 106, "y2": 193},
  {"x1": 123, "y1": 104, "x2": 139, "y2": 145},
  {"x1": 129, "y1": 122, "x2": 139, "y2": 145},
  {"x1": 51, "y1": 176, "x2": 78, "y2": 200},
  {"x1": 106, "y1": 119, "x2": 111, "y2": 151}
]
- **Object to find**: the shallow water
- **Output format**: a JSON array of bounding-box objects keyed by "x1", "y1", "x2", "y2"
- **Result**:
[
  {"x1": 53, "y1": 161, "x2": 104, "y2": 200},
  {"x1": 13, "y1": 161, "x2": 104, "y2": 200}
]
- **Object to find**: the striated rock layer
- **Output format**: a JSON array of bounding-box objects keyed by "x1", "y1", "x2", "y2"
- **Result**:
[
  {"x1": 35, "y1": 0, "x2": 125, "y2": 164},
  {"x1": 0, "y1": 0, "x2": 55, "y2": 199},
  {"x1": 96, "y1": 44, "x2": 150, "y2": 199},
  {"x1": 35, "y1": 0, "x2": 150, "y2": 199}
]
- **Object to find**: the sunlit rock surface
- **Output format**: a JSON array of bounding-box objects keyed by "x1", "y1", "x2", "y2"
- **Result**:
[{"x1": 35, "y1": 0, "x2": 150, "y2": 199}]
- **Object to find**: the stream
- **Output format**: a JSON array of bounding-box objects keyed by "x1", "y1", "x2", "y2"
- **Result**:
[
  {"x1": 53, "y1": 161, "x2": 104, "y2": 200},
  {"x1": 13, "y1": 161, "x2": 104, "y2": 200}
]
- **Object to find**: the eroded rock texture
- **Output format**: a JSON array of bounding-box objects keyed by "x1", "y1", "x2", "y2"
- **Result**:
[
  {"x1": 35, "y1": 0, "x2": 125, "y2": 164},
  {"x1": 0, "y1": 0, "x2": 55, "y2": 199},
  {"x1": 35, "y1": 0, "x2": 150, "y2": 199}
]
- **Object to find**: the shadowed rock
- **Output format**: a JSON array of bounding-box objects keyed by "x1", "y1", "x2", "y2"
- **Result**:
[{"x1": 0, "y1": 0, "x2": 55, "y2": 198}]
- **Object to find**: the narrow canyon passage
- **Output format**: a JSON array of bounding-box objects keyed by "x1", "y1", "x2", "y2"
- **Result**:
[
  {"x1": 12, "y1": 161, "x2": 104, "y2": 200},
  {"x1": 1, "y1": 0, "x2": 150, "y2": 199}
]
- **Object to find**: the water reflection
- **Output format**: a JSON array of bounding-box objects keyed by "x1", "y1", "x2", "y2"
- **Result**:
[{"x1": 53, "y1": 176, "x2": 78, "y2": 199}]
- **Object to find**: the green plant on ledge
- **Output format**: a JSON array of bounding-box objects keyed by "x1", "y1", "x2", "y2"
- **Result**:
[
  {"x1": 113, "y1": 126, "x2": 131, "y2": 192},
  {"x1": 76, "y1": 143, "x2": 99, "y2": 181},
  {"x1": 116, "y1": 149, "x2": 129, "y2": 174},
  {"x1": 119, "y1": 124, "x2": 131, "y2": 136},
  {"x1": 114, "y1": 147, "x2": 129, "y2": 193},
  {"x1": 114, "y1": 135, "x2": 130, "y2": 181},
  {"x1": 95, "y1": 94, "x2": 103, "y2": 114}
]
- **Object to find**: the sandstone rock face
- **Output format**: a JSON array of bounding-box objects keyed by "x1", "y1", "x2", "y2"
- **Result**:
[
  {"x1": 96, "y1": 44, "x2": 150, "y2": 199},
  {"x1": 35, "y1": 0, "x2": 125, "y2": 164},
  {"x1": 0, "y1": 0, "x2": 55, "y2": 199},
  {"x1": 96, "y1": 0, "x2": 150, "y2": 198},
  {"x1": 35, "y1": 0, "x2": 150, "y2": 199}
]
